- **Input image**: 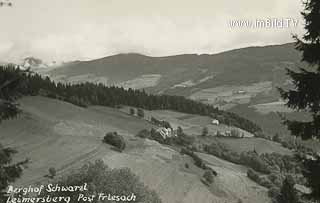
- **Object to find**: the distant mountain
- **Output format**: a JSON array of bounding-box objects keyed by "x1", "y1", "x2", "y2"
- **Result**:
[
  {"x1": 20, "y1": 57, "x2": 65, "y2": 75},
  {"x1": 47, "y1": 43, "x2": 305, "y2": 109},
  {"x1": 22, "y1": 57, "x2": 45, "y2": 68}
]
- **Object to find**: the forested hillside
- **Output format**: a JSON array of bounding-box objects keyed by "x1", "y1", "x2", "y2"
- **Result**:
[
  {"x1": 0, "y1": 65, "x2": 261, "y2": 134},
  {"x1": 47, "y1": 43, "x2": 302, "y2": 96}
]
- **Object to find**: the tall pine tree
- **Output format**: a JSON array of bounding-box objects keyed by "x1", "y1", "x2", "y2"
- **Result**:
[
  {"x1": 277, "y1": 176, "x2": 300, "y2": 203},
  {"x1": 279, "y1": 0, "x2": 320, "y2": 201},
  {"x1": 0, "y1": 65, "x2": 29, "y2": 201}
]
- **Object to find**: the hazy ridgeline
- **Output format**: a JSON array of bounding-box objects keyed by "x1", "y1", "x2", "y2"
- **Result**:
[{"x1": 0, "y1": 65, "x2": 262, "y2": 134}]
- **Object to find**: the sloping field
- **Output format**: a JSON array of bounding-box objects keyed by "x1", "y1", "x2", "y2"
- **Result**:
[
  {"x1": 251, "y1": 101, "x2": 293, "y2": 114},
  {"x1": 189, "y1": 81, "x2": 273, "y2": 110},
  {"x1": 121, "y1": 107, "x2": 254, "y2": 138},
  {"x1": 0, "y1": 96, "x2": 271, "y2": 203},
  {"x1": 214, "y1": 137, "x2": 292, "y2": 155}
]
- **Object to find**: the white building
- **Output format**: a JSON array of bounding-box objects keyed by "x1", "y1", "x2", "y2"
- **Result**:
[
  {"x1": 211, "y1": 119, "x2": 220, "y2": 125},
  {"x1": 157, "y1": 128, "x2": 176, "y2": 139}
]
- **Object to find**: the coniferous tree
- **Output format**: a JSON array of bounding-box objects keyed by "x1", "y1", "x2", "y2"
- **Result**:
[
  {"x1": 276, "y1": 176, "x2": 300, "y2": 203},
  {"x1": 202, "y1": 126, "x2": 209, "y2": 137},
  {"x1": 137, "y1": 108, "x2": 145, "y2": 118},
  {"x1": 129, "y1": 108, "x2": 135, "y2": 115},
  {"x1": 0, "y1": 65, "x2": 25, "y2": 122},
  {"x1": 0, "y1": 66, "x2": 28, "y2": 202},
  {"x1": 279, "y1": 0, "x2": 320, "y2": 201}
]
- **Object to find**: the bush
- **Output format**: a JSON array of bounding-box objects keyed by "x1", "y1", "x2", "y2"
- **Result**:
[
  {"x1": 277, "y1": 175, "x2": 300, "y2": 203},
  {"x1": 268, "y1": 186, "x2": 281, "y2": 200},
  {"x1": 39, "y1": 160, "x2": 162, "y2": 203},
  {"x1": 177, "y1": 126, "x2": 183, "y2": 136},
  {"x1": 48, "y1": 167, "x2": 56, "y2": 178},
  {"x1": 103, "y1": 132, "x2": 126, "y2": 152},
  {"x1": 259, "y1": 176, "x2": 273, "y2": 188},
  {"x1": 240, "y1": 151, "x2": 271, "y2": 174},
  {"x1": 130, "y1": 108, "x2": 135, "y2": 115},
  {"x1": 247, "y1": 168, "x2": 260, "y2": 183},
  {"x1": 273, "y1": 133, "x2": 282, "y2": 143},
  {"x1": 137, "y1": 108, "x2": 145, "y2": 118},
  {"x1": 202, "y1": 127, "x2": 208, "y2": 137},
  {"x1": 150, "y1": 129, "x2": 166, "y2": 144},
  {"x1": 268, "y1": 173, "x2": 282, "y2": 187},
  {"x1": 247, "y1": 169, "x2": 274, "y2": 189},
  {"x1": 203, "y1": 170, "x2": 214, "y2": 184}
]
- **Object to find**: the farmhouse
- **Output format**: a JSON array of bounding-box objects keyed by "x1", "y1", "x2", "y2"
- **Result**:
[
  {"x1": 237, "y1": 90, "x2": 246, "y2": 94},
  {"x1": 211, "y1": 119, "x2": 220, "y2": 125},
  {"x1": 156, "y1": 127, "x2": 176, "y2": 139}
]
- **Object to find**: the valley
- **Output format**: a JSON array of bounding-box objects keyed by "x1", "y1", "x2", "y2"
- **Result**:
[
  {"x1": 1, "y1": 42, "x2": 316, "y2": 203},
  {"x1": 0, "y1": 96, "x2": 279, "y2": 203}
]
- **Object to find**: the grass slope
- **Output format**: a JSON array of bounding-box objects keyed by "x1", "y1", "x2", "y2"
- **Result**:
[{"x1": 0, "y1": 96, "x2": 272, "y2": 203}]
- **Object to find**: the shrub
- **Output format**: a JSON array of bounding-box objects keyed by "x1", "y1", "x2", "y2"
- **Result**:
[
  {"x1": 277, "y1": 176, "x2": 300, "y2": 203},
  {"x1": 247, "y1": 169, "x2": 273, "y2": 189},
  {"x1": 177, "y1": 126, "x2": 183, "y2": 136},
  {"x1": 268, "y1": 173, "x2": 282, "y2": 187},
  {"x1": 259, "y1": 176, "x2": 273, "y2": 188},
  {"x1": 129, "y1": 108, "x2": 135, "y2": 115},
  {"x1": 202, "y1": 127, "x2": 208, "y2": 137},
  {"x1": 268, "y1": 186, "x2": 281, "y2": 200},
  {"x1": 280, "y1": 140, "x2": 296, "y2": 150},
  {"x1": 247, "y1": 169, "x2": 260, "y2": 183},
  {"x1": 240, "y1": 151, "x2": 271, "y2": 174},
  {"x1": 137, "y1": 108, "x2": 145, "y2": 118},
  {"x1": 103, "y1": 132, "x2": 126, "y2": 152},
  {"x1": 203, "y1": 170, "x2": 214, "y2": 184},
  {"x1": 48, "y1": 167, "x2": 56, "y2": 178},
  {"x1": 150, "y1": 129, "x2": 166, "y2": 144},
  {"x1": 273, "y1": 133, "x2": 282, "y2": 143}
]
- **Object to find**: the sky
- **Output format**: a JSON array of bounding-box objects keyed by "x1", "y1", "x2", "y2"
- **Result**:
[{"x1": 0, "y1": 0, "x2": 305, "y2": 63}]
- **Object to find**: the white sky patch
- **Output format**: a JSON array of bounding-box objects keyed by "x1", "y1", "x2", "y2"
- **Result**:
[{"x1": 0, "y1": 0, "x2": 305, "y2": 63}]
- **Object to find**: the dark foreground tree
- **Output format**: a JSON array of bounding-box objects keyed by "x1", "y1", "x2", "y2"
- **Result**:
[
  {"x1": 0, "y1": 66, "x2": 29, "y2": 202},
  {"x1": 276, "y1": 176, "x2": 300, "y2": 203},
  {"x1": 0, "y1": 65, "x2": 27, "y2": 122},
  {"x1": 279, "y1": 0, "x2": 320, "y2": 201},
  {"x1": 0, "y1": 145, "x2": 28, "y2": 202},
  {"x1": 201, "y1": 127, "x2": 208, "y2": 137}
]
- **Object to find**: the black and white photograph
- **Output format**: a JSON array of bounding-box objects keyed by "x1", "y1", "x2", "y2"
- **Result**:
[{"x1": 1, "y1": 0, "x2": 320, "y2": 203}]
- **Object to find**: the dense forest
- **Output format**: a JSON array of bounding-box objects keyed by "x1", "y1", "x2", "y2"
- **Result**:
[{"x1": 0, "y1": 65, "x2": 262, "y2": 134}]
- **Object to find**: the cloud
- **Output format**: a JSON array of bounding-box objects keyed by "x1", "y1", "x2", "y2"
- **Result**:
[{"x1": 0, "y1": 0, "x2": 305, "y2": 62}]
